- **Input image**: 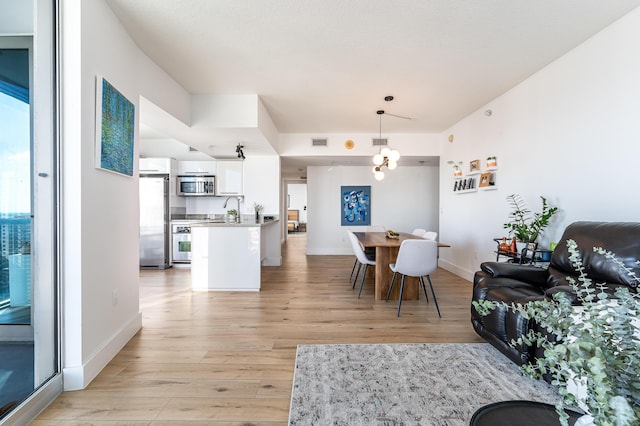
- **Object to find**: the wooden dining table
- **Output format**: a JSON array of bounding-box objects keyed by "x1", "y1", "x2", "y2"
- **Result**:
[{"x1": 353, "y1": 232, "x2": 450, "y2": 301}]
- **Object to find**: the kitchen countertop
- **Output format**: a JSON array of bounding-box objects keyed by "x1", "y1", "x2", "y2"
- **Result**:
[
  {"x1": 189, "y1": 218, "x2": 279, "y2": 227},
  {"x1": 171, "y1": 214, "x2": 279, "y2": 227}
]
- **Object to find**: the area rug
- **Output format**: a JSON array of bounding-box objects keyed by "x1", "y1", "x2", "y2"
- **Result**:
[{"x1": 289, "y1": 343, "x2": 562, "y2": 425}]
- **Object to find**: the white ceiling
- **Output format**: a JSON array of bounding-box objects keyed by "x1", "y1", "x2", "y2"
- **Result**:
[{"x1": 107, "y1": 0, "x2": 640, "y2": 174}]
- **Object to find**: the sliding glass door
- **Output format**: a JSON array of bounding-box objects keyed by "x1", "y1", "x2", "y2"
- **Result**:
[{"x1": 0, "y1": 0, "x2": 61, "y2": 422}]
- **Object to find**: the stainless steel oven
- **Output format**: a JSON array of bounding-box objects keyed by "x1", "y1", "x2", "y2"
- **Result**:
[
  {"x1": 176, "y1": 175, "x2": 216, "y2": 196},
  {"x1": 172, "y1": 224, "x2": 192, "y2": 263}
]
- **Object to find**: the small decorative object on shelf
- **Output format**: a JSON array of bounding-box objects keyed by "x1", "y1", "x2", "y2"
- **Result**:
[
  {"x1": 486, "y1": 156, "x2": 497, "y2": 168},
  {"x1": 479, "y1": 172, "x2": 491, "y2": 187},
  {"x1": 509, "y1": 237, "x2": 517, "y2": 254},
  {"x1": 499, "y1": 237, "x2": 510, "y2": 252},
  {"x1": 447, "y1": 160, "x2": 463, "y2": 177},
  {"x1": 470, "y1": 159, "x2": 480, "y2": 172}
]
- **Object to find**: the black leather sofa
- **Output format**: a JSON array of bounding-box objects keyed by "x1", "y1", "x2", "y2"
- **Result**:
[{"x1": 471, "y1": 221, "x2": 640, "y2": 366}]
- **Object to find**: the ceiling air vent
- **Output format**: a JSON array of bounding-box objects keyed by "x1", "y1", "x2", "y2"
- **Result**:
[
  {"x1": 312, "y1": 138, "x2": 328, "y2": 147},
  {"x1": 372, "y1": 138, "x2": 388, "y2": 146}
]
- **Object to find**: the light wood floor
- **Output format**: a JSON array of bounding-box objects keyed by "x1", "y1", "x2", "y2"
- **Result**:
[{"x1": 33, "y1": 234, "x2": 483, "y2": 425}]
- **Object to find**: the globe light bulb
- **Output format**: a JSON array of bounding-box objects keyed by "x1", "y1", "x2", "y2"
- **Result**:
[
  {"x1": 380, "y1": 147, "x2": 391, "y2": 157},
  {"x1": 374, "y1": 170, "x2": 385, "y2": 181},
  {"x1": 387, "y1": 160, "x2": 397, "y2": 170},
  {"x1": 373, "y1": 154, "x2": 384, "y2": 166},
  {"x1": 389, "y1": 150, "x2": 400, "y2": 162}
]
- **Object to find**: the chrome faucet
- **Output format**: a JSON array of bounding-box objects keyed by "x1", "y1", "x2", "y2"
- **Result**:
[{"x1": 223, "y1": 196, "x2": 243, "y2": 222}]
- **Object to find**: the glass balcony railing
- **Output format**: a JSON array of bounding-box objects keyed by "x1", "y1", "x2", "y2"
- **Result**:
[{"x1": 0, "y1": 214, "x2": 32, "y2": 320}]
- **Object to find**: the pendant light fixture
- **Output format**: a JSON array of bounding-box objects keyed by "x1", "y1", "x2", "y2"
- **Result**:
[{"x1": 372, "y1": 108, "x2": 401, "y2": 181}]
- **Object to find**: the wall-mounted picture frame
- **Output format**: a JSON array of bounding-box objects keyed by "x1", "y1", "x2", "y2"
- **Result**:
[
  {"x1": 479, "y1": 172, "x2": 491, "y2": 187},
  {"x1": 470, "y1": 159, "x2": 480, "y2": 172},
  {"x1": 95, "y1": 76, "x2": 135, "y2": 177},
  {"x1": 341, "y1": 185, "x2": 371, "y2": 226}
]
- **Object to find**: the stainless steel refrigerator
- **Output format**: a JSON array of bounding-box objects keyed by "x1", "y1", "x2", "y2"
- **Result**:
[{"x1": 139, "y1": 174, "x2": 171, "y2": 268}]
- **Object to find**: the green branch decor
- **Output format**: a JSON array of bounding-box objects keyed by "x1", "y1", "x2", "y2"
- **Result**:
[{"x1": 473, "y1": 240, "x2": 640, "y2": 426}]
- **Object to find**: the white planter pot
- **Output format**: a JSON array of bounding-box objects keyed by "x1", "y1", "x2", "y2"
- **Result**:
[
  {"x1": 575, "y1": 414, "x2": 594, "y2": 426},
  {"x1": 515, "y1": 241, "x2": 528, "y2": 254}
]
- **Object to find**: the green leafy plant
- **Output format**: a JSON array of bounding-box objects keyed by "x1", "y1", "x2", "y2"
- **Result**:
[
  {"x1": 503, "y1": 194, "x2": 558, "y2": 243},
  {"x1": 474, "y1": 240, "x2": 640, "y2": 426},
  {"x1": 227, "y1": 209, "x2": 238, "y2": 216}
]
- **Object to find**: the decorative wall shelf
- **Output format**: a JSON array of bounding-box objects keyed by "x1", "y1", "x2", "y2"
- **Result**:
[{"x1": 450, "y1": 158, "x2": 499, "y2": 194}]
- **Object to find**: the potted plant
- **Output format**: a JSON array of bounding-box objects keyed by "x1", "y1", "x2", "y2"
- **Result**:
[
  {"x1": 474, "y1": 240, "x2": 640, "y2": 426},
  {"x1": 486, "y1": 156, "x2": 497, "y2": 168},
  {"x1": 447, "y1": 160, "x2": 463, "y2": 177},
  {"x1": 503, "y1": 194, "x2": 558, "y2": 244},
  {"x1": 227, "y1": 209, "x2": 238, "y2": 222}
]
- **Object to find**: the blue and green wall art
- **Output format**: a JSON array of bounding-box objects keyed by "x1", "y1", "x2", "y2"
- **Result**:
[{"x1": 96, "y1": 77, "x2": 135, "y2": 176}]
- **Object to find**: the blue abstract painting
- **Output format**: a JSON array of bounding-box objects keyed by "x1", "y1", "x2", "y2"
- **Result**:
[
  {"x1": 96, "y1": 77, "x2": 135, "y2": 176},
  {"x1": 341, "y1": 186, "x2": 371, "y2": 226}
]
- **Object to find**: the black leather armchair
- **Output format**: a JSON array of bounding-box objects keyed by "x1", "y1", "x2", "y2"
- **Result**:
[{"x1": 471, "y1": 221, "x2": 640, "y2": 366}]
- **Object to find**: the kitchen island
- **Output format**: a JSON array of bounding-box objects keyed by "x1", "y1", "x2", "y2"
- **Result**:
[{"x1": 190, "y1": 217, "x2": 280, "y2": 291}]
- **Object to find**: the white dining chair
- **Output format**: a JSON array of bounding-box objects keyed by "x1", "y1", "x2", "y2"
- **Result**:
[
  {"x1": 346, "y1": 230, "x2": 359, "y2": 281},
  {"x1": 385, "y1": 239, "x2": 440, "y2": 317},
  {"x1": 347, "y1": 231, "x2": 376, "y2": 298},
  {"x1": 411, "y1": 228, "x2": 427, "y2": 237},
  {"x1": 423, "y1": 231, "x2": 438, "y2": 241}
]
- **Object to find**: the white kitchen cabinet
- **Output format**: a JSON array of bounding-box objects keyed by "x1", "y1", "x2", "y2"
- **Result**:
[
  {"x1": 215, "y1": 160, "x2": 243, "y2": 195},
  {"x1": 139, "y1": 158, "x2": 184, "y2": 208},
  {"x1": 139, "y1": 157, "x2": 176, "y2": 174},
  {"x1": 178, "y1": 160, "x2": 216, "y2": 175},
  {"x1": 190, "y1": 220, "x2": 280, "y2": 291}
]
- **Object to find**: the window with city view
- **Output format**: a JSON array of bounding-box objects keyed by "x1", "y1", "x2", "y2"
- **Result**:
[{"x1": 0, "y1": 48, "x2": 31, "y2": 321}]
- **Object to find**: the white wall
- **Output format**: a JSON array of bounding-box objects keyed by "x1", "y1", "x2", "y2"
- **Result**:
[
  {"x1": 60, "y1": 0, "x2": 192, "y2": 389},
  {"x1": 287, "y1": 184, "x2": 307, "y2": 223},
  {"x1": 242, "y1": 155, "x2": 281, "y2": 216},
  {"x1": 438, "y1": 7, "x2": 640, "y2": 281},
  {"x1": 307, "y1": 165, "x2": 439, "y2": 255}
]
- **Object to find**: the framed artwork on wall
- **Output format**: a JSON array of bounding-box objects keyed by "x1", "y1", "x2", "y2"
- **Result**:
[
  {"x1": 341, "y1": 185, "x2": 371, "y2": 226},
  {"x1": 470, "y1": 159, "x2": 480, "y2": 172},
  {"x1": 95, "y1": 76, "x2": 135, "y2": 177},
  {"x1": 479, "y1": 172, "x2": 491, "y2": 187}
]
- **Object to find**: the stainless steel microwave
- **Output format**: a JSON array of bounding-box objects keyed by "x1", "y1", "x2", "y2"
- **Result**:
[{"x1": 176, "y1": 175, "x2": 216, "y2": 196}]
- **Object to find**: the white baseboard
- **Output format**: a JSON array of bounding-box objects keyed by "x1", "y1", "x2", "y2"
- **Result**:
[
  {"x1": 262, "y1": 256, "x2": 282, "y2": 266},
  {"x1": 62, "y1": 312, "x2": 142, "y2": 390},
  {"x1": 438, "y1": 259, "x2": 474, "y2": 282}
]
